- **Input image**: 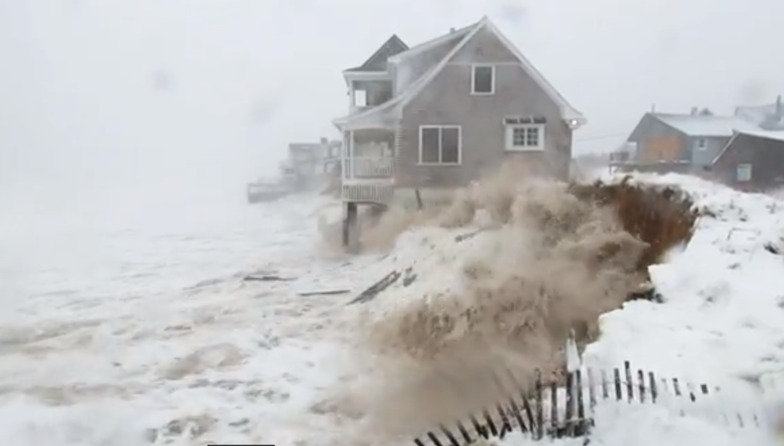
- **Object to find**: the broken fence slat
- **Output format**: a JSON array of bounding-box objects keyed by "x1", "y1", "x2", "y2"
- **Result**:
[
  {"x1": 426, "y1": 431, "x2": 443, "y2": 446},
  {"x1": 439, "y1": 424, "x2": 460, "y2": 446},
  {"x1": 587, "y1": 367, "x2": 597, "y2": 410},
  {"x1": 565, "y1": 371, "x2": 574, "y2": 437},
  {"x1": 625, "y1": 361, "x2": 633, "y2": 403},
  {"x1": 601, "y1": 369, "x2": 609, "y2": 400},
  {"x1": 649, "y1": 371, "x2": 658, "y2": 403},
  {"x1": 550, "y1": 380, "x2": 558, "y2": 435},
  {"x1": 456, "y1": 421, "x2": 473, "y2": 444},
  {"x1": 576, "y1": 369, "x2": 585, "y2": 432},
  {"x1": 469, "y1": 414, "x2": 488, "y2": 439},
  {"x1": 535, "y1": 369, "x2": 544, "y2": 440},
  {"x1": 482, "y1": 408, "x2": 498, "y2": 437},
  {"x1": 614, "y1": 368, "x2": 622, "y2": 401},
  {"x1": 638, "y1": 369, "x2": 645, "y2": 403},
  {"x1": 686, "y1": 382, "x2": 696, "y2": 403}
]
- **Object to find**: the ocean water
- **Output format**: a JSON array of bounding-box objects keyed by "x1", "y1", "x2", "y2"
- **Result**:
[
  {"x1": 0, "y1": 185, "x2": 348, "y2": 445},
  {"x1": 0, "y1": 188, "x2": 320, "y2": 316}
]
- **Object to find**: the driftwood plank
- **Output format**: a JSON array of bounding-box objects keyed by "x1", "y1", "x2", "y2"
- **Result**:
[
  {"x1": 347, "y1": 270, "x2": 401, "y2": 304},
  {"x1": 297, "y1": 289, "x2": 350, "y2": 297},
  {"x1": 243, "y1": 274, "x2": 294, "y2": 282}
]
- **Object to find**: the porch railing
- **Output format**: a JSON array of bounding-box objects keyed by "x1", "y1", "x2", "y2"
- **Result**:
[{"x1": 343, "y1": 156, "x2": 394, "y2": 179}]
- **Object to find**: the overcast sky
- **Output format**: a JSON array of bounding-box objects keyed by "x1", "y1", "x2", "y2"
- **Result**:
[{"x1": 2, "y1": 0, "x2": 784, "y2": 199}]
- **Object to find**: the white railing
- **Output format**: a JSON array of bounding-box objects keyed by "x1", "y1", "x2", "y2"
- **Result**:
[
  {"x1": 344, "y1": 156, "x2": 394, "y2": 179},
  {"x1": 341, "y1": 183, "x2": 395, "y2": 204}
]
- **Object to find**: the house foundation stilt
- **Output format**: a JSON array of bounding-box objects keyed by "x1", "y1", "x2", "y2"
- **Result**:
[{"x1": 342, "y1": 202, "x2": 359, "y2": 250}]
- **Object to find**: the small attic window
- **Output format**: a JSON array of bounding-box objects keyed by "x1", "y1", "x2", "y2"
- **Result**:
[{"x1": 471, "y1": 65, "x2": 494, "y2": 95}]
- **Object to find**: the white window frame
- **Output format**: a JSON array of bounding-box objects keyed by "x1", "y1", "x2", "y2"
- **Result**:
[
  {"x1": 418, "y1": 125, "x2": 462, "y2": 165},
  {"x1": 505, "y1": 124, "x2": 545, "y2": 151},
  {"x1": 470, "y1": 64, "x2": 495, "y2": 95},
  {"x1": 694, "y1": 138, "x2": 707, "y2": 150},
  {"x1": 737, "y1": 163, "x2": 752, "y2": 182}
]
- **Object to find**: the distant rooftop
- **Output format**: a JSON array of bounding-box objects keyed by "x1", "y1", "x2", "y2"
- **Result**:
[{"x1": 653, "y1": 113, "x2": 740, "y2": 137}]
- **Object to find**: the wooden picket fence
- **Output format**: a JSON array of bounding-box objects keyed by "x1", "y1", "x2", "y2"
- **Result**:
[{"x1": 412, "y1": 360, "x2": 765, "y2": 445}]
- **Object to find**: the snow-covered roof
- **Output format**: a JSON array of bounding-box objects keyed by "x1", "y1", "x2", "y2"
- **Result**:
[
  {"x1": 652, "y1": 113, "x2": 740, "y2": 137},
  {"x1": 334, "y1": 16, "x2": 585, "y2": 130},
  {"x1": 736, "y1": 127, "x2": 784, "y2": 143}
]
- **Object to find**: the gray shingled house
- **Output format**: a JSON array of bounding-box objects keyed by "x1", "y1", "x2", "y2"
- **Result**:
[
  {"x1": 612, "y1": 110, "x2": 738, "y2": 175},
  {"x1": 332, "y1": 16, "x2": 585, "y2": 247}
]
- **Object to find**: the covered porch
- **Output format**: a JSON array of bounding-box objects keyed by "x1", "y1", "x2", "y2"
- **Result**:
[{"x1": 342, "y1": 128, "x2": 396, "y2": 180}]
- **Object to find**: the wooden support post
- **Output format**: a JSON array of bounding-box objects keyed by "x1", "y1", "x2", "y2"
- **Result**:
[
  {"x1": 342, "y1": 203, "x2": 350, "y2": 247},
  {"x1": 344, "y1": 202, "x2": 359, "y2": 251}
]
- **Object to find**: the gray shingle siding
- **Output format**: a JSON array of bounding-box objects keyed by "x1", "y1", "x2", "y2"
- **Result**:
[{"x1": 395, "y1": 27, "x2": 571, "y2": 188}]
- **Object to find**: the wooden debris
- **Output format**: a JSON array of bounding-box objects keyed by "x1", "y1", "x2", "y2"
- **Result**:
[
  {"x1": 297, "y1": 289, "x2": 350, "y2": 297},
  {"x1": 626, "y1": 282, "x2": 662, "y2": 303},
  {"x1": 403, "y1": 267, "x2": 418, "y2": 287},
  {"x1": 347, "y1": 270, "x2": 402, "y2": 305},
  {"x1": 243, "y1": 275, "x2": 295, "y2": 282},
  {"x1": 455, "y1": 229, "x2": 485, "y2": 243},
  {"x1": 764, "y1": 242, "x2": 781, "y2": 255}
]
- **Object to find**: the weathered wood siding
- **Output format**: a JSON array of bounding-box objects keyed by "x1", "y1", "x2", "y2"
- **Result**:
[{"x1": 395, "y1": 27, "x2": 572, "y2": 188}]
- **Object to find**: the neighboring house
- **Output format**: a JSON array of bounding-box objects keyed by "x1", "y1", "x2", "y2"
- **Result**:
[
  {"x1": 285, "y1": 138, "x2": 342, "y2": 189},
  {"x1": 615, "y1": 96, "x2": 784, "y2": 191},
  {"x1": 332, "y1": 16, "x2": 585, "y2": 246},
  {"x1": 711, "y1": 129, "x2": 784, "y2": 191},
  {"x1": 619, "y1": 109, "x2": 737, "y2": 175}
]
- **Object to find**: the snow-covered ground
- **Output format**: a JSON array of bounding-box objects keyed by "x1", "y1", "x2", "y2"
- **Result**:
[{"x1": 1, "y1": 174, "x2": 784, "y2": 445}]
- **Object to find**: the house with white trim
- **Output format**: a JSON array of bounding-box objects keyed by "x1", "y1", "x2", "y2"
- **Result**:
[{"x1": 332, "y1": 16, "x2": 586, "y2": 247}]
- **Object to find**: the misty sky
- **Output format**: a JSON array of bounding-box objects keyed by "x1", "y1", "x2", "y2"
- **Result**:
[{"x1": 2, "y1": 0, "x2": 784, "y2": 200}]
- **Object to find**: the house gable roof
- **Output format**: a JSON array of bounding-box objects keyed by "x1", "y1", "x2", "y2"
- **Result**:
[
  {"x1": 387, "y1": 24, "x2": 474, "y2": 64},
  {"x1": 392, "y1": 17, "x2": 584, "y2": 122},
  {"x1": 345, "y1": 35, "x2": 409, "y2": 73},
  {"x1": 629, "y1": 112, "x2": 739, "y2": 140},
  {"x1": 334, "y1": 16, "x2": 585, "y2": 129}
]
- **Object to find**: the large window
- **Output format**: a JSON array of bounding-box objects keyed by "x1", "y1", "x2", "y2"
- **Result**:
[
  {"x1": 505, "y1": 124, "x2": 544, "y2": 151},
  {"x1": 419, "y1": 125, "x2": 461, "y2": 165},
  {"x1": 737, "y1": 163, "x2": 752, "y2": 182},
  {"x1": 471, "y1": 65, "x2": 495, "y2": 95}
]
